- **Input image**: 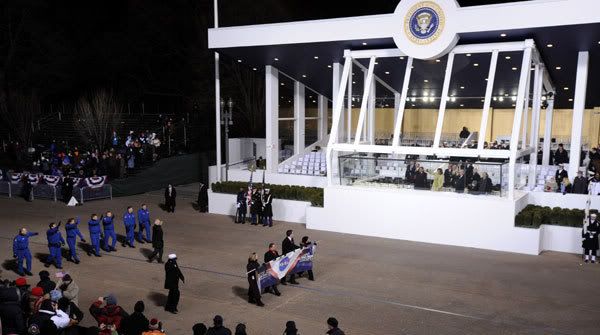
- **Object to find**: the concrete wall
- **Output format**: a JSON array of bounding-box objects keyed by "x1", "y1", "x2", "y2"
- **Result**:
[
  {"x1": 306, "y1": 186, "x2": 541, "y2": 255},
  {"x1": 208, "y1": 190, "x2": 311, "y2": 224}
]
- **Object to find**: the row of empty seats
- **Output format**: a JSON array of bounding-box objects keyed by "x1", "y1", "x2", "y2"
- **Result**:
[{"x1": 278, "y1": 151, "x2": 327, "y2": 176}]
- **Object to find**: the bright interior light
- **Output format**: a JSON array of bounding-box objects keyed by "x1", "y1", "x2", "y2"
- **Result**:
[
  {"x1": 547, "y1": 44, "x2": 553, "y2": 48},
  {"x1": 451, "y1": 97, "x2": 456, "y2": 102},
  {"x1": 493, "y1": 97, "x2": 497, "y2": 101},
  {"x1": 500, "y1": 33, "x2": 507, "y2": 37},
  {"x1": 460, "y1": 104, "x2": 464, "y2": 107},
  {"x1": 473, "y1": 63, "x2": 479, "y2": 67},
  {"x1": 424, "y1": 79, "x2": 429, "y2": 83},
  {"x1": 385, "y1": 71, "x2": 390, "y2": 74},
  {"x1": 422, "y1": 97, "x2": 428, "y2": 102},
  {"x1": 460, "y1": 86, "x2": 465, "y2": 89},
  {"x1": 237, "y1": 59, "x2": 242, "y2": 63},
  {"x1": 362, "y1": 42, "x2": 367, "y2": 46},
  {"x1": 314, "y1": 56, "x2": 319, "y2": 59},
  {"x1": 466, "y1": 53, "x2": 471, "y2": 57},
  {"x1": 328, "y1": 65, "x2": 332, "y2": 68},
  {"x1": 511, "y1": 96, "x2": 517, "y2": 101},
  {"x1": 252, "y1": 68, "x2": 257, "y2": 71},
  {"x1": 512, "y1": 67, "x2": 518, "y2": 71},
  {"x1": 302, "y1": 75, "x2": 307, "y2": 78},
  {"x1": 564, "y1": 87, "x2": 569, "y2": 90},
  {"x1": 429, "y1": 97, "x2": 435, "y2": 102},
  {"x1": 435, "y1": 59, "x2": 441, "y2": 63},
  {"x1": 274, "y1": 57, "x2": 279, "y2": 61},
  {"x1": 505, "y1": 56, "x2": 511, "y2": 60},
  {"x1": 555, "y1": 66, "x2": 561, "y2": 70},
  {"x1": 499, "y1": 97, "x2": 504, "y2": 102}
]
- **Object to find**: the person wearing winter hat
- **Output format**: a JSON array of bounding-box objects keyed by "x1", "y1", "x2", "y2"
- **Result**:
[
  {"x1": 59, "y1": 274, "x2": 80, "y2": 306},
  {"x1": 14, "y1": 277, "x2": 32, "y2": 315},
  {"x1": 89, "y1": 294, "x2": 128, "y2": 334},
  {"x1": 283, "y1": 320, "x2": 298, "y2": 335},
  {"x1": 206, "y1": 315, "x2": 231, "y2": 335},
  {"x1": 142, "y1": 318, "x2": 165, "y2": 334},
  {"x1": 192, "y1": 323, "x2": 208, "y2": 335},
  {"x1": 37, "y1": 270, "x2": 57, "y2": 294},
  {"x1": 121, "y1": 300, "x2": 149, "y2": 335},
  {"x1": 28, "y1": 300, "x2": 59, "y2": 335},
  {"x1": 50, "y1": 289, "x2": 63, "y2": 303},
  {"x1": 15, "y1": 277, "x2": 29, "y2": 288},
  {"x1": 164, "y1": 254, "x2": 185, "y2": 314},
  {"x1": 234, "y1": 323, "x2": 247, "y2": 335},
  {"x1": 29, "y1": 286, "x2": 46, "y2": 315},
  {"x1": 326, "y1": 317, "x2": 345, "y2": 335}
]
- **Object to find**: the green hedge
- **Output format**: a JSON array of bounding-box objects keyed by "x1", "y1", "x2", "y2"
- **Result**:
[
  {"x1": 211, "y1": 181, "x2": 324, "y2": 207},
  {"x1": 515, "y1": 204, "x2": 598, "y2": 228}
]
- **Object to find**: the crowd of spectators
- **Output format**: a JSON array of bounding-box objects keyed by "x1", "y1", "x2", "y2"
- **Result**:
[
  {"x1": 0, "y1": 274, "x2": 344, "y2": 335},
  {"x1": 1, "y1": 129, "x2": 164, "y2": 180},
  {"x1": 403, "y1": 160, "x2": 494, "y2": 194}
]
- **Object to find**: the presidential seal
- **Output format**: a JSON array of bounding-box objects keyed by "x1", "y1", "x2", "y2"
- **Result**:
[{"x1": 404, "y1": 1, "x2": 445, "y2": 45}]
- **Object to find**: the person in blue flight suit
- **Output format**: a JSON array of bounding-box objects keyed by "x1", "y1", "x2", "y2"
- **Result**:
[
  {"x1": 45, "y1": 222, "x2": 65, "y2": 269},
  {"x1": 65, "y1": 217, "x2": 86, "y2": 264},
  {"x1": 13, "y1": 228, "x2": 38, "y2": 276},
  {"x1": 102, "y1": 211, "x2": 117, "y2": 252},
  {"x1": 137, "y1": 204, "x2": 151, "y2": 243},
  {"x1": 88, "y1": 214, "x2": 102, "y2": 257},
  {"x1": 123, "y1": 206, "x2": 136, "y2": 248}
]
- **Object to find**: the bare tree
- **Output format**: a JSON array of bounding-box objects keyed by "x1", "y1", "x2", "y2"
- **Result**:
[
  {"x1": 0, "y1": 90, "x2": 40, "y2": 147},
  {"x1": 74, "y1": 89, "x2": 122, "y2": 150}
]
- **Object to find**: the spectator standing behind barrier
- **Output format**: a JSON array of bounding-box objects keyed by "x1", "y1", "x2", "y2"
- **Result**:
[
  {"x1": 459, "y1": 126, "x2": 470, "y2": 139},
  {"x1": 164, "y1": 184, "x2": 177, "y2": 213},
  {"x1": 121, "y1": 300, "x2": 149, "y2": 335},
  {"x1": 414, "y1": 167, "x2": 427, "y2": 190},
  {"x1": 429, "y1": 168, "x2": 444, "y2": 192},
  {"x1": 62, "y1": 175, "x2": 75, "y2": 203},
  {"x1": 555, "y1": 164, "x2": 568, "y2": 191},
  {"x1": 560, "y1": 177, "x2": 572, "y2": 195}
]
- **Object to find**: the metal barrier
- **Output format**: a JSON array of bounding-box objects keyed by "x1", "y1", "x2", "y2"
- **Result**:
[
  {"x1": 0, "y1": 182, "x2": 11, "y2": 197},
  {"x1": 80, "y1": 184, "x2": 113, "y2": 203},
  {"x1": 32, "y1": 184, "x2": 58, "y2": 201}
]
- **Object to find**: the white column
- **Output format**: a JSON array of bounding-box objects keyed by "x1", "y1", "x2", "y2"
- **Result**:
[
  {"x1": 508, "y1": 44, "x2": 533, "y2": 199},
  {"x1": 368, "y1": 76, "x2": 376, "y2": 144},
  {"x1": 317, "y1": 95, "x2": 326, "y2": 140},
  {"x1": 568, "y1": 51, "x2": 589, "y2": 178},
  {"x1": 294, "y1": 81, "x2": 306, "y2": 154},
  {"x1": 392, "y1": 57, "x2": 413, "y2": 147},
  {"x1": 542, "y1": 100, "x2": 554, "y2": 166},
  {"x1": 332, "y1": 62, "x2": 343, "y2": 142},
  {"x1": 478, "y1": 50, "x2": 499, "y2": 150},
  {"x1": 215, "y1": 52, "x2": 222, "y2": 182},
  {"x1": 347, "y1": 69, "x2": 353, "y2": 142},
  {"x1": 521, "y1": 62, "x2": 532, "y2": 149},
  {"x1": 265, "y1": 66, "x2": 279, "y2": 172},
  {"x1": 354, "y1": 57, "x2": 376, "y2": 145},
  {"x1": 326, "y1": 58, "x2": 352, "y2": 184},
  {"x1": 527, "y1": 64, "x2": 543, "y2": 189},
  {"x1": 433, "y1": 52, "x2": 455, "y2": 148},
  {"x1": 394, "y1": 92, "x2": 401, "y2": 126}
]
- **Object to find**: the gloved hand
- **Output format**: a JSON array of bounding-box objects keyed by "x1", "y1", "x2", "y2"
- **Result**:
[
  {"x1": 13, "y1": 254, "x2": 17, "y2": 259},
  {"x1": 81, "y1": 239, "x2": 87, "y2": 243}
]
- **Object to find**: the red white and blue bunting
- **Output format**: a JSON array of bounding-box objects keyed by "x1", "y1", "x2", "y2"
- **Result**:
[
  {"x1": 9, "y1": 173, "x2": 22, "y2": 184},
  {"x1": 85, "y1": 176, "x2": 107, "y2": 189},
  {"x1": 27, "y1": 174, "x2": 40, "y2": 186},
  {"x1": 43, "y1": 175, "x2": 61, "y2": 187}
]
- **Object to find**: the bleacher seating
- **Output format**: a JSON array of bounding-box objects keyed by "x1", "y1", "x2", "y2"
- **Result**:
[{"x1": 278, "y1": 151, "x2": 326, "y2": 176}]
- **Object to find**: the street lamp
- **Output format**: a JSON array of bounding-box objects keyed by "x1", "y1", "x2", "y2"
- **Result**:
[{"x1": 221, "y1": 97, "x2": 234, "y2": 181}]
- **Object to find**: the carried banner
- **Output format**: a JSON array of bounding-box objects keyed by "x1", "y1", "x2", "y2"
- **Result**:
[
  {"x1": 256, "y1": 243, "x2": 316, "y2": 291},
  {"x1": 9, "y1": 173, "x2": 22, "y2": 184},
  {"x1": 27, "y1": 174, "x2": 40, "y2": 186}
]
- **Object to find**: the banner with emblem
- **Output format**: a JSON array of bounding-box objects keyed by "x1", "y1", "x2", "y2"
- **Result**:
[
  {"x1": 256, "y1": 244, "x2": 316, "y2": 290},
  {"x1": 43, "y1": 175, "x2": 61, "y2": 187},
  {"x1": 9, "y1": 173, "x2": 22, "y2": 184},
  {"x1": 85, "y1": 175, "x2": 107, "y2": 188}
]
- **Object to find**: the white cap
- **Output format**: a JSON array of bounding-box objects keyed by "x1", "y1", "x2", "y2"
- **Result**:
[
  {"x1": 168, "y1": 254, "x2": 177, "y2": 260},
  {"x1": 591, "y1": 213, "x2": 597, "y2": 218}
]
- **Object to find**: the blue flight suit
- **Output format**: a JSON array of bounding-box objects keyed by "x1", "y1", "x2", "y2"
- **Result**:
[
  {"x1": 88, "y1": 218, "x2": 102, "y2": 256},
  {"x1": 102, "y1": 216, "x2": 117, "y2": 250},
  {"x1": 123, "y1": 212, "x2": 136, "y2": 247},
  {"x1": 65, "y1": 218, "x2": 85, "y2": 262},
  {"x1": 137, "y1": 208, "x2": 151, "y2": 242},
  {"x1": 13, "y1": 232, "x2": 38, "y2": 274},
  {"x1": 46, "y1": 227, "x2": 65, "y2": 268}
]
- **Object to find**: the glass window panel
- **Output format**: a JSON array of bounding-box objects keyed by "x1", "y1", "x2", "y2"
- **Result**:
[
  {"x1": 278, "y1": 120, "x2": 294, "y2": 163},
  {"x1": 278, "y1": 75, "x2": 295, "y2": 118}
]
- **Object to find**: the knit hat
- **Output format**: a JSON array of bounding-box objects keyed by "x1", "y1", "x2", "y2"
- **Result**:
[
  {"x1": 31, "y1": 287, "x2": 44, "y2": 297},
  {"x1": 39, "y1": 270, "x2": 50, "y2": 278},
  {"x1": 213, "y1": 315, "x2": 223, "y2": 326},
  {"x1": 192, "y1": 323, "x2": 207, "y2": 335},
  {"x1": 134, "y1": 300, "x2": 145, "y2": 313},
  {"x1": 168, "y1": 254, "x2": 177, "y2": 260},
  {"x1": 149, "y1": 318, "x2": 159, "y2": 330},
  {"x1": 285, "y1": 321, "x2": 297, "y2": 330},
  {"x1": 327, "y1": 317, "x2": 338, "y2": 328},
  {"x1": 105, "y1": 293, "x2": 117, "y2": 305},
  {"x1": 50, "y1": 289, "x2": 62, "y2": 302},
  {"x1": 15, "y1": 277, "x2": 28, "y2": 287},
  {"x1": 62, "y1": 274, "x2": 72, "y2": 282}
]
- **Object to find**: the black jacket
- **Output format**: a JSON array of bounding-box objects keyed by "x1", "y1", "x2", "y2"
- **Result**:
[
  {"x1": 37, "y1": 278, "x2": 57, "y2": 294},
  {"x1": 152, "y1": 225, "x2": 164, "y2": 249},
  {"x1": 454, "y1": 175, "x2": 466, "y2": 191},
  {"x1": 414, "y1": 171, "x2": 427, "y2": 189},
  {"x1": 164, "y1": 259, "x2": 185, "y2": 289},
  {"x1": 247, "y1": 260, "x2": 260, "y2": 283},
  {"x1": 282, "y1": 237, "x2": 299, "y2": 255},
  {"x1": 121, "y1": 311, "x2": 149, "y2": 335},
  {"x1": 573, "y1": 176, "x2": 588, "y2": 194},
  {"x1": 555, "y1": 169, "x2": 568, "y2": 185},
  {"x1": 264, "y1": 250, "x2": 279, "y2": 263},
  {"x1": 164, "y1": 187, "x2": 177, "y2": 202},
  {"x1": 206, "y1": 325, "x2": 232, "y2": 335},
  {"x1": 327, "y1": 328, "x2": 346, "y2": 335},
  {"x1": 0, "y1": 286, "x2": 26, "y2": 334},
  {"x1": 478, "y1": 177, "x2": 493, "y2": 193},
  {"x1": 554, "y1": 149, "x2": 569, "y2": 164}
]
